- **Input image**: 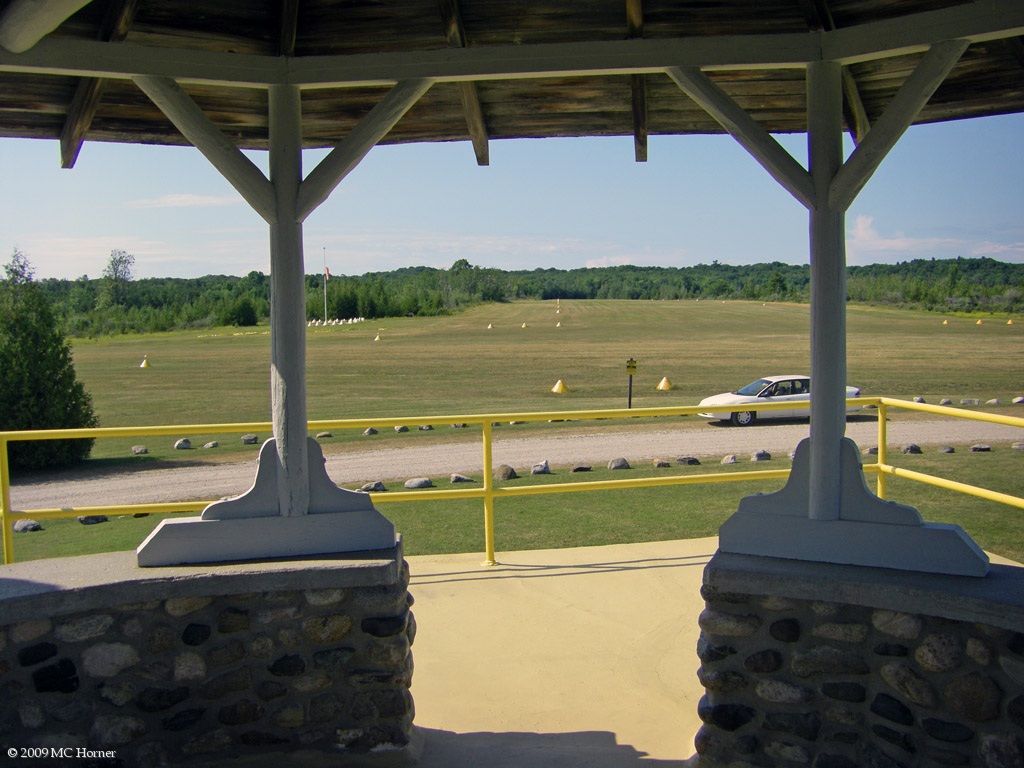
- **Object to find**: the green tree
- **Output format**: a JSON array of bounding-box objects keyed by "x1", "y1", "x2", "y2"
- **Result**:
[
  {"x1": 0, "y1": 251, "x2": 98, "y2": 470},
  {"x1": 98, "y1": 248, "x2": 135, "y2": 308},
  {"x1": 220, "y1": 296, "x2": 258, "y2": 326}
]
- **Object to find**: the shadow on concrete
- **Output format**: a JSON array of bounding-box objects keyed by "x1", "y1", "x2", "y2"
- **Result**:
[
  {"x1": 416, "y1": 728, "x2": 696, "y2": 767},
  {"x1": 409, "y1": 551, "x2": 715, "y2": 587}
]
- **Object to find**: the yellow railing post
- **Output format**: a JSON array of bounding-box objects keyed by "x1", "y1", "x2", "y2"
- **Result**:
[
  {"x1": 876, "y1": 402, "x2": 887, "y2": 499},
  {"x1": 481, "y1": 420, "x2": 497, "y2": 566},
  {"x1": 1, "y1": 438, "x2": 13, "y2": 565}
]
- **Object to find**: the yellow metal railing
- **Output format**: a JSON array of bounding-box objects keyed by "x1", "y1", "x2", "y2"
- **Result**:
[
  {"x1": 872, "y1": 397, "x2": 1024, "y2": 509},
  {"x1": 2, "y1": 398, "x2": 1022, "y2": 565}
]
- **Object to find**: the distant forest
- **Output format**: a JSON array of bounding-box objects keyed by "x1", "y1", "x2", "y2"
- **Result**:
[{"x1": 33, "y1": 256, "x2": 1024, "y2": 337}]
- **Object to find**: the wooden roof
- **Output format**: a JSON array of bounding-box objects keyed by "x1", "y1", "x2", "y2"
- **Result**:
[{"x1": 0, "y1": 0, "x2": 1022, "y2": 168}]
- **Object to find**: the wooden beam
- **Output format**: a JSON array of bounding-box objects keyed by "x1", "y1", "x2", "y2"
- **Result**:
[
  {"x1": 823, "y1": 0, "x2": 1023, "y2": 65},
  {"x1": 627, "y1": 0, "x2": 647, "y2": 162},
  {"x1": 297, "y1": 78, "x2": 433, "y2": 220},
  {"x1": 0, "y1": 0, "x2": 92, "y2": 53},
  {"x1": 132, "y1": 75, "x2": 277, "y2": 223},
  {"x1": 666, "y1": 65, "x2": 815, "y2": 210},
  {"x1": 438, "y1": 0, "x2": 488, "y2": 165},
  {"x1": 59, "y1": 0, "x2": 138, "y2": 168},
  {"x1": 795, "y1": 0, "x2": 870, "y2": 144},
  {"x1": 1, "y1": 1, "x2": 1021, "y2": 87},
  {"x1": 830, "y1": 39, "x2": 969, "y2": 212},
  {"x1": 1006, "y1": 36, "x2": 1024, "y2": 71},
  {"x1": 631, "y1": 73, "x2": 648, "y2": 162},
  {"x1": 280, "y1": 0, "x2": 300, "y2": 57}
]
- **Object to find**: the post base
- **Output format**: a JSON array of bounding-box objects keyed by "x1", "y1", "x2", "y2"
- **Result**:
[
  {"x1": 137, "y1": 437, "x2": 395, "y2": 566},
  {"x1": 718, "y1": 437, "x2": 989, "y2": 577}
]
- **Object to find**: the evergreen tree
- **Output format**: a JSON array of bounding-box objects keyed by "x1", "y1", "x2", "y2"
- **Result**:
[{"x1": 0, "y1": 250, "x2": 98, "y2": 470}]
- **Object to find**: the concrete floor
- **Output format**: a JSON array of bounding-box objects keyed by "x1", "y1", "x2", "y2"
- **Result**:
[{"x1": 405, "y1": 538, "x2": 716, "y2": 767}]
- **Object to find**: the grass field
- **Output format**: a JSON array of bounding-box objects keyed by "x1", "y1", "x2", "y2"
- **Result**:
[{"x1": 7, "y1": 299, "x2": 1024, "y2": 563}]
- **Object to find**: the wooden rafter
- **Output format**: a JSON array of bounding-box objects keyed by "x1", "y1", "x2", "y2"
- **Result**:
[
  {"x1": 1006, "y1": 36, "x2": 1024, "y2": 71},
  {"x1": 280, "y1": 0, "x2": 300, "y2": 57},
  {"x1": 626, "y1": 0, "x2": 647, "y2": 162},
  {"x1": 58, "y1": 0, "x2": 138, "y2": 168},
  {"x1": 438, "y1": 0, "x2": 489, "y2": 166},
  {"x1": 796, "y1": 0, "x2": 870, "y2": 144}
]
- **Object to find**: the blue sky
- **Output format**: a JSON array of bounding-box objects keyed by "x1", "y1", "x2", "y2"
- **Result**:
[{"x1": 1, "y1": 112, "x2": 1021, "y2": 280}]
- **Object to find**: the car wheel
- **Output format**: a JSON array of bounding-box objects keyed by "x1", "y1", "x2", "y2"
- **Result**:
[{"x1": 731, "y1": 410, "x2": 756, "y2": 427}]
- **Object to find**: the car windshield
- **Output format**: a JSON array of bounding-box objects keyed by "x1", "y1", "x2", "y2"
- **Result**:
[{"x1": 735, "y1": 378, "x2": 772, "y2": 397}]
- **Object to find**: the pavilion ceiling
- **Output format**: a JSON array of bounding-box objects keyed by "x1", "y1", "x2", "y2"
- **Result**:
[{"x1": 0, "y1": 0, "x2": 1021, "y2": 167}]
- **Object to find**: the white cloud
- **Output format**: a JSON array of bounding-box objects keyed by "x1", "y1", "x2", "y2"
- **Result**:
[
  {"x1": 971, "y1": 240, "x2": 1024, "y2": 260},
  {"x1": 125, "y1": 193, "x2": 241, "y2": 209},
  {"x1": 846, "y1": 215, "x2": 966, "y2": 264}
]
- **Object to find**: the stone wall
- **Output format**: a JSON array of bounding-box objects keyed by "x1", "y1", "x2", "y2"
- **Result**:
[
  {"x1": 0, "y1": 546, "x2": 414, "y2": 766},
  {"x1": 695, "y1": 552, "x2": 1024, "y2": 768}
]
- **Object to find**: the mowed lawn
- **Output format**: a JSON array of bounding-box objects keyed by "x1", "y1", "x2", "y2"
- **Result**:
[{"x1": 8, "y1": 299, "x2": 1024, "y2": 563}]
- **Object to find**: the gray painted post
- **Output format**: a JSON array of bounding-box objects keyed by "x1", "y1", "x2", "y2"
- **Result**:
[
  {"x1": 268, "y1": 84, "x2": 309, "y2": 517},
  {"x1": 806, "y1": 61, "x2": 845, "y2": 522}
]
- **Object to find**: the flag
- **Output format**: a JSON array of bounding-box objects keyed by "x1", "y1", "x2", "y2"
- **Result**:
[{"x1": 324, "y1": 266, "x2": 330, "y2": 280}]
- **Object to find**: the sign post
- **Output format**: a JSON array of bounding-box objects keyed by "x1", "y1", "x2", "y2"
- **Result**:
[{"x1": 626, "y1": 357, "x2": 637, "y2": 409}]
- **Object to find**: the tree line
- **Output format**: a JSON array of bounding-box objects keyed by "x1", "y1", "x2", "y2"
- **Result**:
[{"x1": 26, "y1": 253, "x2": 1024, "y2": 337}]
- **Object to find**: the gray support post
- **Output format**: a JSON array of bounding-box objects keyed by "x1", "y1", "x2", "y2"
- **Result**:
[
  {"x1": 268, "y1": 83, "x2": 309, "y2": 517},
  {"x1": 807, "y1": 60, "x2": 846, "y2": 522}
]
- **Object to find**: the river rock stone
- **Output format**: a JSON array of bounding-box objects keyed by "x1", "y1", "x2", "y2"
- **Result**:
[
  {"x1": 970, "y1": 443, "x2": 992, "y2": 452},
  {"x1": 131, "y1": 445, "x2": 148, "y2": 455},
  {"x1": 240, "y1": 434, "x2": 258, "y2": 445},
  {"x1": 770, "y1": 618, "x2": 801, "y2": 643},
  {"x1": 940, "y1": 398, "x2": 953, "y2": 405},
  {"x1": 495, "y1": 464, "x2": 518, "y2": 480},
  {"x1": 678, "y1": 456, "x2": 701, "y2": 465},
  {"x1": 404, "y1": 477, "x2": 432, "y2": 489},
  {"x1": 872, "y1": 610, "x2": 922, "y2": 640},
  {"x1": 698, "y1": 609, "x2": 761, "y2": 637},
  {"x1": 450, "y1": 473, "x2": 475, "y2": 483},
  {"x1": 653, "y1": 458, "x2": 672, "y2": 468},
  {"x1": 55, "y1": 615, "x2": 113, "y2": 643},
  {"x1": 791, "y1": 646, "x2": 869, "y2": 677},
  {"x1": 755, "y1": 679, "x2": 813, "y2": 704},
  {"x1": 939, "y1": 446, "x2": 955, "y2": 453},
  {"x1": 360, "y1": 481, "x2": 385, "y2": 492},
  {"x1": 531, "y1": 460, "x2": 551, "y2": 474},
  {"x1": 203, "y1": 441, "x2": 218, "y2": 449},
  {"x1": 902, "y1": 443, "x2": 922, "y2": 454},
  {"x1": 13, "y1": 519, "x2": 42, "y2": 532},
  {"x1": 881, "y1": 662, "x2": 937, "y2": 707},
  {"x1": 916, "y1": 633, "x2": 964, "y2": 672},
  {"x1": 979, "y1": 733, "x2": 1024, "y2": 768},
  {"x1": 362, "y1": 427, "x2": 377, "y2": 436},
  {"x1": 82, "y1": 643, "x2": 140, "y2": 677},
  {"x1": 751, "y1": 450, "x2": 771, "y2": 462},
  {"x1": 77, "y1": 515, "x2": 108, "y2": 525},
  {"x1": 571, "y1": 465, "x2": 591, "y2": 472},
  {"x1": 174, "y1": 438, "x2": 191, "y2": 450},
  {"x1": 608, "y1": 457, "x2": 630, "y2": 470},
  {"x1": 943, "y1": 671, "x2": 1002, "y2": 721},
  {"x1": 394, "y1": 425, "x2": 408, "y2": 433},
  {"x1": 721, "y1": 454, "x2": 737, "y2": 465}
]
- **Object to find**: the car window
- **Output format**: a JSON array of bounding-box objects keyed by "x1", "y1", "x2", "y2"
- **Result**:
[
  {"x1": 790, "y1": 379, "x2": 807, "y2": 395},
  {"x1": 772, "y1": 381, "x2": 792, "y2": 396},
  {"x1": 736, "y1": 378, "x2": 772, "y2": 396}
]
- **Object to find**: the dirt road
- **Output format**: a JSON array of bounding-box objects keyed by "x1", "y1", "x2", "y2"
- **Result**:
[{"x1": 9, "y1": 417, "x2": 1021, "y2": 512}]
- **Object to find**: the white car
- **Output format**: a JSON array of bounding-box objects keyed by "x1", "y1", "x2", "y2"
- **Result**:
[{"x1": 697, "y1": 375, "x2": 862, "y2": 426}]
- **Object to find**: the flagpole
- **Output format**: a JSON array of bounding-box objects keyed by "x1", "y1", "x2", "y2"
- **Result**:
[{"x1": 322, "y1": 246, "x2": 327, "y2": 322}]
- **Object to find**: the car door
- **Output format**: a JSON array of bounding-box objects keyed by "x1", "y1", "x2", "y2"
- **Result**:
[
  {"x1": 786, "y1": 378, "x2": 811, "y2": 419},
  {"x1": 762, "y1": 379, "x2": 804, "y2": 419}
]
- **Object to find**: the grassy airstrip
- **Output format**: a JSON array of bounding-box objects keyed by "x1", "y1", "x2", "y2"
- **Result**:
[{"x1": 7, "y1": 299, "x2": 1024, "y2": 563}]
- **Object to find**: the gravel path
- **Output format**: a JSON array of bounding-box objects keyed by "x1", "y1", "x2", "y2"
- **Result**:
[{"x1": 9, "y1": 418, "x2": 1022, "y2": 511}]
